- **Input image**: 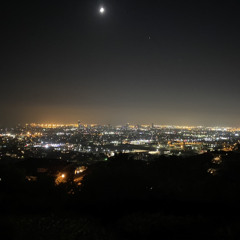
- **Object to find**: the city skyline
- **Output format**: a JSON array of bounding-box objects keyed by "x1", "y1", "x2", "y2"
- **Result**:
[
  {"x1": 1, "y1": 0, "x2": 240, "y2": 126},
  {"x1": 3, "y1": 121, "x2": 240, "y2": 132}
]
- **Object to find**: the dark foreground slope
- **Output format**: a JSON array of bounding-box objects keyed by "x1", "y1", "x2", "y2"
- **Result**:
[{"x1": 1, "y1": 152, "x2": 240, "y2": 239}]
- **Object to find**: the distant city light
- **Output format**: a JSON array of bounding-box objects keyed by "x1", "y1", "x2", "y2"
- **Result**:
[{"x1": 1, "y1": 122, "x2": 240, "y2": 162}]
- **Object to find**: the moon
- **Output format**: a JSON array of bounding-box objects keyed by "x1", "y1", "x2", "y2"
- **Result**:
[{"x1": 99, "y1": 7, "x2": 105, "y2": 14}]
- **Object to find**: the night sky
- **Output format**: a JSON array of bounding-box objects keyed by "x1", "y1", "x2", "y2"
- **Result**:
[{"x1": 1, "y1": 0, "x2": 240, "y2": 127}]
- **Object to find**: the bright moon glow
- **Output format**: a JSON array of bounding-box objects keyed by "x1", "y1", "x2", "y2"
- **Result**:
[{"x1": 99, "y1": 7, "x2": 105, "y2": 14}]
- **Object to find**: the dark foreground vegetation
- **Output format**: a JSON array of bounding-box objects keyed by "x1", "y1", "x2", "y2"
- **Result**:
[{"x1": 1, "y1": 152, "x2": 240, "y2": 239}]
